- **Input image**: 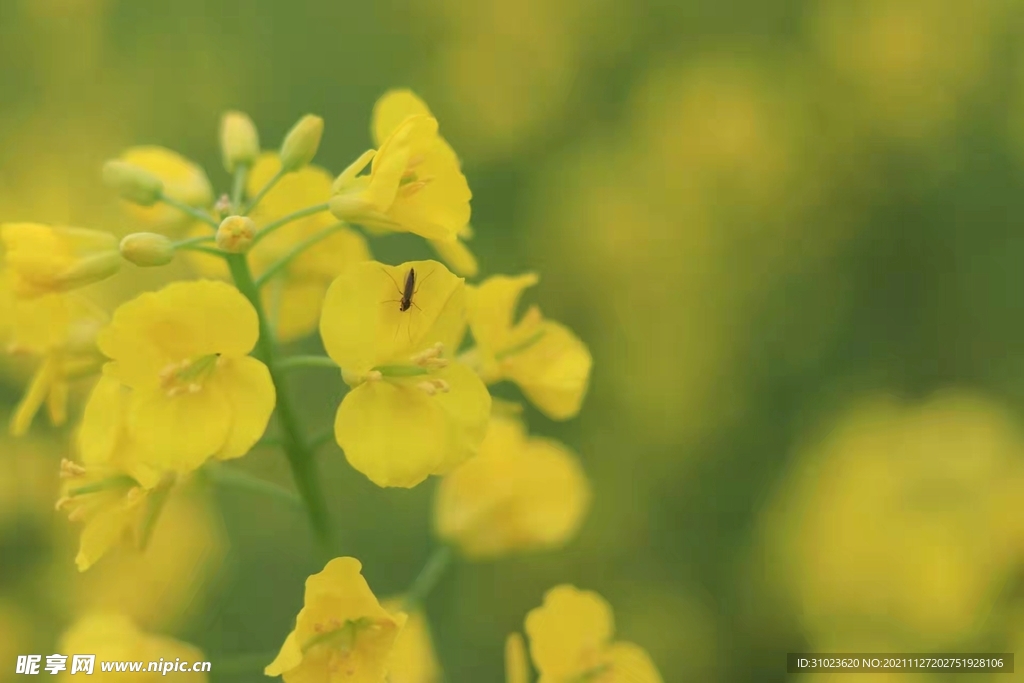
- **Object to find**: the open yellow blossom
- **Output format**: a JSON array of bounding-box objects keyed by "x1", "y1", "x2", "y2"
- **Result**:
[
  {"x1": 58, "y1": 614, "x2": 208, "y2": 682},
  {"x1": 320, "y1": 260, "x2": 490, "y2": 488},
  {"x1": 468, "y1": 274, "x2": 592, "y2": 420},
  {"x1": 523, "y1": 585, "x2": 663, "y2": 683},
  {"x1": 329, "y1": 90, "x2": 471, "y2": 242},
  {"x1": 187, "y1": 153, "x2": 370, "y2": 341},
  {"x1": 1, "y1": 223, "x2": 120, "y2": 298},
  {"x1": 434, "y1": 414, "x2": 590, "y2": 559},
  {"x1": 95, "y1": 280, "x2": 275, "y2": 472},
  {"x1": 266, "y1": 557, "x2": 407, "y2": 682},
  {"x1": 118, "y1": 146, "x2": 214, "y2": 230},
  {"x1": 1, "y1": 275, "x2": 107, "y2": 436},
  {"x1": 381, "y1": 600, "x2": 441, "y2": 683}
]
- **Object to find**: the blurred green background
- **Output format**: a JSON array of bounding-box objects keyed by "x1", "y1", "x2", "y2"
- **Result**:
[{"x1": 3, "y1": 0, "x2": 1024, "y2": 681}]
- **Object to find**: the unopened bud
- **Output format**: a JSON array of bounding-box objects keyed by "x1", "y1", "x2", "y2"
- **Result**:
[
  {"x1": 220, "y1": 111, "x2": 260, "y2": 172},
  {"x1": 216, "y1": 215, "x2": 256, "y2": 253},
  {"x1": 120, "y1": 232, "x2": 174, "y2": 267},
  {"x1": 102, "y1": 160, "x2": 163, "y2": 206},
  {"x1": 279, "y1": 114, "x2": 324, "y2": 172}
]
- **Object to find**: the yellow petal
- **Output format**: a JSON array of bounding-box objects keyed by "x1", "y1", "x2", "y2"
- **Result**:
[
  {"x1": 334, "y1": 380, "x2": 448, "y2": 488},
  {"x1": 381, "y1": 602, "x2": 442, "y2": 683},
  {"x1": 265, "y1": 630, "x2": 304, "y2": 677},
  {"x1": 524, "y1": 586, "x2": 614, "y2": 678},
  {"x1": 119, "y1": 146, "x2": 214, "y2": 230},
  {"x1": 9, "y1": 355, "x2": 57, "y2": 436},
  {"x1": 211, "y1": 356, "x2": 276, "y2": 460},
  {"x1": 429, "y1": 237, "x2": 479, "y2": 278},
  {"x1": 264, "y1": 279, "x2": 327, "y2": 344},
  {"x1": 386, "y1": 131, "x2": 471, "y2": 242},
  {"x1": 289, "y1": 226, "x2": 371, "y2": 281},
  {"x1": 75, "y1": 490, "x2": 147, "y2": 572},
  {"x1": 604, "y1": 642, "x2": 664, "y2": 683},
  {"x1": 77, "y1": 374, "x2": 125, "y2": 464},
  {"x1": 427, "y1": 362, "x2": 491, "y2": 475},
  {"x1": 297, "y1": 558, "x2": 395, "y2": 637},
  {"x1": 320, "y1": 260, "x2": 464, "y2": 374},
  {"x1": 128, "y1": 385, "x2": 232, "y2": 473},
  {"x1": 505, "y1": 633, "x2": 530, "y2": 683},
  {"x1": 505, "y1": 322, "x2": 592, "y2": 421},
  {"x1": 372, "y1": 90, "x2": 434, "y2": 147},
  {"x1": 98, "y1": 280, "x2": 260, "y2": 389},
  {"x1": 468, "y1": 273, "x2": 540, "y2": 354}
]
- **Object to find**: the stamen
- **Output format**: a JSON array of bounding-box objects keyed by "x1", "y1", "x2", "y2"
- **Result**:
[
  {"x1": 59, "y1": 459, "x2": 86, "y2": 478},
  {"x1": 365, "y1": 370, "x2": 382, "y2": 383},
  {"x1": 416, "y1": 381, "x2": 437, "y2": 396}
]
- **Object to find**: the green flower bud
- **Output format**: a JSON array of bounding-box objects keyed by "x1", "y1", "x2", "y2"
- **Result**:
[
  {"x1": 220, "y1": 111, "x2": 260, "y2": 173},
  {"x1": 279, "y1": 114, "x2": 324, "y2": 172},
  {"x1": 102, "y1": 160, "x2": 164, "y2": 206},
  {"x1": 120, "y1": 232, "x2": 175, "y2": 267},
  {"x1": 216, "y1": 215, "x2": 256, "y2": 253}
]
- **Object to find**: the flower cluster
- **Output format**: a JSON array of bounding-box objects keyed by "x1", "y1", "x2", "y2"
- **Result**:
[{"x1": 1, "y1": 90, "x2": 661, "y2": 680}]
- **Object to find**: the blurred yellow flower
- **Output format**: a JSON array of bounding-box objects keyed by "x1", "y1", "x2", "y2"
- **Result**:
[
  {"x1": 467, "y1": 273, "x2": 591, "y2": 420},
  {"x1": 521, "y1": 585, "x2": 663, "y2": 683},
  {"x1": 434, "y1": 414, "x2": 590, "y2": 559},
  {"x1": 1, "y1": 223, "x2": 120, "y2": 298},
  {"x1": 329, "y1": 90, "x2": 472, "y2": 242},
  {"x1": 428, "y1": 228, "x2": 479, "y2": 278},
  {"x1": 58, "y1": 614, "x2": 208, "y2": 682},
  {"x1": 95, "y1": 280, "x2": 275, "y2": 472},
  {"x1": 381, "y1": 600, "x2": 441, "y2": 683},
  {"x1": 320, "y1": 260, "x2": 490, "y2": 488},
  {"x1": 266, "y1": 557, "x2": 407, "y2": 682},
  {"x1": 1, "y1": 276, "x2": 107, "y2": 436},
  {"x1": 117, "y1": 146, "x2": 213, "y2": 231},
  {"x1": 765, "y1": 392, "x2": 1024, "y2": 648},
  {"x1": 505, "y1": 633, "x2": 530, "y2": 683},
  {"x1": 187, "y1": 153, "x2": 370, "y2": 342}
]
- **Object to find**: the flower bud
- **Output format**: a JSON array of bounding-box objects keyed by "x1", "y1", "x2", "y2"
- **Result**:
[
  {"x1": 219, "y1": 111, "x2": 260, "y2": 173},
  {"x1": 279, "y1": 114, "x2": 324, "y2": 172},
  {"x1": 102, "y1": 160, "x2": 164, "y2": 206},
  {"x1": 119, "y1": 232, "x2": 174, "y2": 267},
  {"x1": 216, "y1": 215, "x2": 256, "y2": 253}
]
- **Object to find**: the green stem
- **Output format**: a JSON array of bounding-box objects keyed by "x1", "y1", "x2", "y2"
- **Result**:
[
  {"x1": 251, "y1": 203, "x2": 330, "y2": 246},
  {"x1": 310, "y1": 428, "x2": 335, "y2": 451},
  {"x1": 159, "y1": 193, "x2": 220, "y2": 229},
  {"x1": 231, "y1": 165, "x2": 249, "y2": 212},
  {"x1": 278, "y1": 355, "x2": 339, "y2": 372},
  {"x1": 226, "y1": 253, "x2": 334, "y2": 554},
  {"x1": 172, "y1": 234, "x2": 216, "y2": 250},
  {"x1": 204, "y1": 462, "x2": 303, "y2": 510},
  {"x1": 243, "y1": 168, "x2": 285, "y2": 216},
  {"x1": 403, "y1": 545, "x2": 454, "y2": 610},
  {"x1": 255, "y1": 222, "x2": 342, "y2": 288}
]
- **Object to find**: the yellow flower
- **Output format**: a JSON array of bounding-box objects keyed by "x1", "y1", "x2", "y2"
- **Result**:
[
  {"x1": 1, "y1": 223, "x2": 120, "y2": 298},
  {"x1": 1, "y1": 275, "x2": 107, "y2": 436},
  {"x1": 522, "y1": 585, "x2": 663, "y2": 683},
  {"x1": 95, "y1": 280, "x2": 276, "y2": 472},
  {"x1": 329, "y1": 90, "x2": 472, "y2": 242},
  {"x1": 505, "y1": 633, "x2": 530, "y2": 683},
  {"x1": 467, "y1": 274, "x2": 592, "y2": 420},
  {"x1": 266, "y1": 557, "x2": 407, "y2": 682},
  {"x1": 320, "y1": 260, "x2": 490, "y2": 488},
  {"x1": 187, "y1": 153, "x2": 370, "y2": 342},
  {"x1": 434, "y1": 414, "x2": 590, "y2": 559},
  {"x1": 117, "y1": 146, "x2": 213, "y2": 230},
  {"x1": 381, "y1": 600, "x2": 441, "y2": 683},
  {"x1": 58, "y1": 614, "x2": 208, "y2": 682}
]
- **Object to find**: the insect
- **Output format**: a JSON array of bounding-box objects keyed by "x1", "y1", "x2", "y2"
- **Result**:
[{"x1": 381, "y1": 266, "x2": 435, "y2": 340}]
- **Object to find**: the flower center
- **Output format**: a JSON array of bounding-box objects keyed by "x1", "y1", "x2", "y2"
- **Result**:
[
  {"x1": 158, "y1": 354, "x2": 221, "y2": 397},
  {"x1": 56, "y1": 459, "x2": 140, "y2": 522}
]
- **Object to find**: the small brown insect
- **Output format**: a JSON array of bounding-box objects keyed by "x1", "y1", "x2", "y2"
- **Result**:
[{"x1": 381, "y1": 266, "x2": 435, "y2": 340}]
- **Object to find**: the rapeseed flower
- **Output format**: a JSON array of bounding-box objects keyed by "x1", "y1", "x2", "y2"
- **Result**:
[
  {"x1": 95, "y1": 280, "x2": 275, "y2": 472},
  {"x1": 381, "y1": 600, "x2": 441, "y2": 683},
  {"x1": 434, "y1": 414, "x2": 590, "y2": 558},
  {"x1": 1, "y1": 275, "x2": 107, "y2": 436},
  {"x1": 116, "y1": 146, "x2": 214, "y2": 230},
  {"x1": 329, "y1": 90, "x2": 471, "y2": 242},
  {"x1": 187, "y1": 153, "x2": 370, "y2": 341},
  {"x1": 1, "y1": 223, "x2": 120, "y2": 298},
  {"x1": 320, "y1": 259, "x2": 490, "y2": 488},
  {"x1": 467, "y1": 274, "x2": 592, "y2": 420},
  {"x1": 521, "y1": 585, "x2": 663, "y2": 683},
  {"x1": 265, "y1": 557, "x2": 407, "y2": 682},
  {"x1": 58, "y1": 614, "x2": 208, "y2": 682}
]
